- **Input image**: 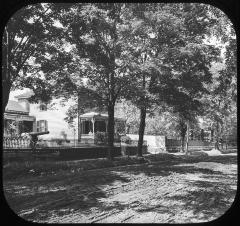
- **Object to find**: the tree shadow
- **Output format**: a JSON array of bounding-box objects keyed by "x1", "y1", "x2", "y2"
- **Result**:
[
  {"x1": 197, "y1": 155, "x2": 237, "y2": 165},
  {"x1": 4, "y1": 153, "x2": 237, "y2": 222},
  {"x1": 110, "y1": 154, "x2": 237, "y2": 222},
  {"x1": 113, "y1": 160, "x2": 226, "y2": 178},
  {"x1": 158, "y1": 179, "x2": 237, "y2": 222},
  {"x1": 4, "y1": 170, "x2": 131, "y2": 222}
]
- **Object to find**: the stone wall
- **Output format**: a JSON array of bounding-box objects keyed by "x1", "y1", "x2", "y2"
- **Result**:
[{"x1": 127, "y1": 134, "x2": 166, "y2": 154}]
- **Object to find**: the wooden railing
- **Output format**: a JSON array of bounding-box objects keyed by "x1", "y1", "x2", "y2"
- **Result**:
[{"x1": 3, "y1": 136, "x2": 32, "y2": 149}]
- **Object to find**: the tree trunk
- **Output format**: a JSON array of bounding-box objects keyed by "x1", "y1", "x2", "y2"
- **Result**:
[
  {"x1": 126, "y1": 125, "x2": 130, "y2": 134},
  {"x1": 181, "y1": 134, "x2": 185, "y2": 152},
  {"x1": 180, "y1": 123, "x2": 187, "y2": 153},
  {"x1": 185, "y1": 121, "x2": 189, "y2": 155},
  {"x1": 211, "y1": 129, "x2": 214, "y2": 142},
  {"x1": 77, "y1": 94, "x2": 81, "y2": 143},
  {"x1": 137, "y1": 107, "x2": 146, "y2": 157},
  {"x1": 107, "y1": 102, "x2": 115, "y2": 161},
  {"x1": 215, "y1": 122, "x2": 220, "y2": 150},
  {"x1": 2, "y1": 26, "x2": 11, "y2": 113},
  {"x1": 2, "y1": 81, "x2": 11, "y2": 113}
]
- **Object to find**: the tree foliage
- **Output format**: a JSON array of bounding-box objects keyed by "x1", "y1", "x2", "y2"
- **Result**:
[
  {"x1": 3, "y1": 3, "x2": 236, "y2": 155},
  {"x1": 2, "y1": 3, "x2": 68, "y2": 111},
  {"x1": 116, "y1": 3, "x2": 221, "y2": 154}
]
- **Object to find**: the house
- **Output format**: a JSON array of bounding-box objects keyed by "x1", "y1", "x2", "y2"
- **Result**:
[
  {"x1": 5, "y1": 90, "x2": 126, "y2": 144},
  {"x1": 4, "y1": 98, "x2": 36, "y2": 136},
  {"x1": 79, "y1": 111, "x2": 126, "y2": 144},
  {"x1": 5, "y1": 90, "x2": 77, "y2": 141}
]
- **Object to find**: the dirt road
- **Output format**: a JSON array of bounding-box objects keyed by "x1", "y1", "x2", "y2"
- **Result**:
[{"x1": 3, "y1": 154, "x2": 237, "y2": 223}]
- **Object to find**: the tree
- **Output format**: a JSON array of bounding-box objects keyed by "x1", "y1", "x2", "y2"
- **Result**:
[
  {"x1": 48, "y1": 3, "x2": 138, "y2": 160},
  {"x1": 2, "y1": 3, "x2": 66, "y2": 112},
  {"x1": 200, "y1": 8, "x2": 237, "y2": 150},
  {"x1": 120, "y1": 3, "x2": 220, "y2": 155},
  {"x1": 115, "y1": 100, "x2": 140, "y2": 134}
]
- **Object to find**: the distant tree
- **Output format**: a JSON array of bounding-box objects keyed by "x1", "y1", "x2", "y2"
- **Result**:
[
  {"x1": 201, "y1": 10, "x2": 237, "y2": 150},
  {"x1": 115, "y1": 100, "x2": 140, "y2": 134}
]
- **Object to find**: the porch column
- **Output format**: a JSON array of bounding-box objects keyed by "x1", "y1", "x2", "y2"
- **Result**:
[
  {"x1": 105, "y1": 120, "x2": 108, "y2": 133},
  {"x1": 78, "y1": 117, "x2": 81, "y2": 142},
  {"x1": 33, "y1": 121, "x2": 37, "y2": 132},
  {"x1": 92, "y1": 117, "x2": 95, "y2": 140},
  {"x1": 114, "y1": 121, "x2": 117, "y2": 133},
  {"x1": 4, "y1": 119, "x2": 7, "y2": 135},
  {"x1": 16, "y1": 120, "x2": 20, "y2": 135},
  {"x1": 81, "y1": 120, "x2": 85, "y2": 134}
]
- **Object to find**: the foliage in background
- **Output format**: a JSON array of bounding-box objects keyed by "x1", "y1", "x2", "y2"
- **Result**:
[
  {"x1": 121, "y1": 135, "x2": 132, "y2": 144},
  {"x1": 3, "y1": 3, "x2": 236, "y2": 154}
]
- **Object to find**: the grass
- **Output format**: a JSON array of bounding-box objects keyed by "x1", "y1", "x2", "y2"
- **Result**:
[
  {"x1": 3, "y1": 148, "x2": 237, "y2": 181},
  {"x1": 3, "y1": 155, "x2": 150, "y2": 180}
]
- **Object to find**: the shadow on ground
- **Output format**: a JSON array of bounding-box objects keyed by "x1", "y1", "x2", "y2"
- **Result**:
[
  {"x1": 114, "y1": 154, "x2": 237, "y2": 178},
  {"x1": 4, "y1": 170, "x2": 131, "y2": 222},
  {"x1": 161, "y1": 179, "x2": 237, "y2": 222},
  {"x1": 3, "y1": 153, "x2": 237, "y2": 223}
]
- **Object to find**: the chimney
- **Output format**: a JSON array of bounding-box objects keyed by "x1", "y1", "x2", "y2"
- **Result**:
[
  {"x1": 14, "y1": 91, "x2": 33, "y2": 113},
  {"x1": 17, "y1": 98, "x2": 30, "y2": 112}
]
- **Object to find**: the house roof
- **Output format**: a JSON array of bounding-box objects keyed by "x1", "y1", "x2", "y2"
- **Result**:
[
  {"x1": 80, "y1": 112, "x2": 108, "y2": 118},
  {"x1": 5, "y1": 100, "x2": 29, "y2": 113},
  {"x1": 14, "y1": 91, "x2": 33, "y2": 99},
  {"x1": 80, "y1": 111, "x2": 125, "y2": 121}
]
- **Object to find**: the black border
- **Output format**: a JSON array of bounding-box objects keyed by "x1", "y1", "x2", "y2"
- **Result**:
[{"x1": 0, "y1": 0, "x2": 239, "y2": 225}]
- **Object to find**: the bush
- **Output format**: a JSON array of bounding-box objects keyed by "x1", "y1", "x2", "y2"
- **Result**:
[
  {"x1": 95, "y1": 132, "x2": 108, "y2": 144},
  {"x1": 114, "y1": 133, "x2": 121, "y2": 142},
  {"x1": 50, "y1": 138, "x2": 67, "y2": 145},
  {"x1": 121, "y1": 135, "x2": 132, "y2": 144},
  {"x1": 95, "y1": 132, "x2": 124, "y2": 144}
]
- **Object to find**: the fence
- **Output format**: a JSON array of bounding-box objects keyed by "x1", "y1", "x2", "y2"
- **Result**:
[
  {"x1": 3, "y1": 136, "x2": 122, "y2": 149},
  {"x1": 165, "y1": 138, "x2": 237, "y2": 152},
  {"x1": 165, "y1": 139, "x2": 181, "y2": 152},
  {"x1": 120, "y1": 140, "x2": 148, "y2": 156},
  {"x1": 3, "y1": 136, "x2": 32, "y2": 149}
]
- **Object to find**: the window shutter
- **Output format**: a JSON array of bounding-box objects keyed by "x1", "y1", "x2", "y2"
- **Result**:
[
  {"x1": 37, "y1": 121, "x2": 40, "y2": 132},
  {"x1": 36, "y1": 120, "x2": 48, "y2": 132},
  {"x1": 45, "y1": 121, "x2": 48, "y2": 132}
]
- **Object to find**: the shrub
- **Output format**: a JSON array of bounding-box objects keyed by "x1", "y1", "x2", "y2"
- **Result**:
[
  {"x1": 121, "y1": 135, "x2": 132, "y2": 144},
  {"x1": 95, "y1": 132, "x2": 108, "y2": 144},
  {"x1": 50, "y1": 138, "x2": 65, "y2": 145},
  {"x1": 114, "y1": 133, "x2": 121, "y2": 142}
]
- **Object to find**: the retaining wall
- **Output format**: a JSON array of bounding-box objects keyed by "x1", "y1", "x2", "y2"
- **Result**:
[
  {"x1": 127, "y1": 134, "x2": 166, "y2": 154},
  {"x1": 3, "y1": 146, "x2": 122, "y2": 161}
]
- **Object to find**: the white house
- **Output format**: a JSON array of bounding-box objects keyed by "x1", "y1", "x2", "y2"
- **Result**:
[{"x1": 8, "y1": 89, "x2": 77, "y2": 141}]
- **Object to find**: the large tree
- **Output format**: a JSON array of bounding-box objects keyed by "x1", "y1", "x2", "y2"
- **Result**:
[
  {"x1": 120, "y1": 3, "x2": 220, "y2": 156},
  {"x1": 200, "y1": 8, "x2": 237, "y2": 150},
  {"x1": 2, "y1": 3, "x2": 66, "y2": 112},
  {"x1": 47, "y1": 3, "x2": 137, "y2": 160}
]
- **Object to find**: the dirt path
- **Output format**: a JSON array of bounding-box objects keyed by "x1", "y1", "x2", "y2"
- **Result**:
[{"x1": 3, "y1": 154, "x2": 237, "y2": 223}]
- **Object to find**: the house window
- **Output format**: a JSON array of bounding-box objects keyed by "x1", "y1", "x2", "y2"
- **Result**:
[
  {"x1": 37, "y1": 120, "x2": 48, "y2": 132},
  {"x1": 39, "y1": 103, "x2": 47, "y2": 111}
]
